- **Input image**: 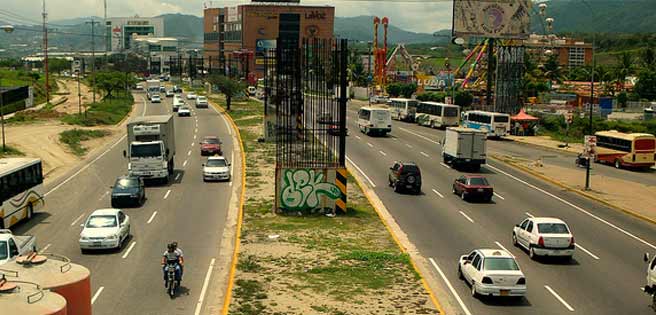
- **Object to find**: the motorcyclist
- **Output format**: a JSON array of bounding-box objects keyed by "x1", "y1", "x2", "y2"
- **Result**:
[
  {"x1": 171, "y1": 241, "x2": 184, "y2": 275},
  {"x1": 162, "y1": 243, "x2": 183, "y2": 286}
]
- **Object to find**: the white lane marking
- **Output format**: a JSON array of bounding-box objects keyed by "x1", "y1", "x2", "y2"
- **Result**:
[
  {"x1": 164, "y1": 189, "x2": 171, "y2": 200},
  {"x1": 183, "y1": 160, "x2": 188, "y2": 167},
  {"x1": 222, "y1": 113, "x2": 232, "y2": 135},
  {"x1": 41, "y1": 243, "x2": 51, "y2": 252},
  {"x1": 459, "y1": 211, "x2": 474, "y2": 223},
  {"x1": 346, "y1": 155, "x2": 376, "y2": 188},
  {"x1": 195, "y1": 128, "x2": 198, "y2": 133},
  {"x1": 194, "y1": 258, "x2": 217, "y2": 315},
  {"x1": 545, "y1": 285, "x2": 575, "y2": 312},
  {"x1": 392, "y1": 137, "x2": 399, "y2": 141},
  {"x1": 230, "y1": 151, "x2": 234, "y2": 177},
  {"x1": 420, "y1": 151, "x2": 430, "y2": 158},
  {"x1": 440, "y1": 162, "x2": 450, "y2": 168},
  {"x1": 71, "y1": 213, "x2": 85, "y2": 226},
  {"x1": 429, "y1": 258, "x2": 473, "y2": 315},
  {"x1": 367, "y1": 142, "x2": 374, "y2": 148},
  {"x1": 525, "y1": 212, "x2": 534, "y2": 218},
  {"x1": 432, "y1": 189, "x2": 444, "y2": 198},
  {"x1": 122, "y1": 241, "x2": 137, "y2": 259},
  {"x1": 495, "y1": 241, "x2": 515, "y2": 257},
  {"x1": 188, "y1": 150, "x2": 192, "y2": 156},
  {"x1": 175, "y1": 173, "x2": 181, "y2": 181},
  {"x1": 194, "y1": 134, "x2": 197, "y2": 140},
  {"x1": 575, "y1": 243, "x2": 600, "y2": 260},
  {"x1": 399, "y1": 127, "x2": 439, "y2": 145},
  {"x1": 98, "y1": 191, "x2": 109, "y2": 200},
  {"x1": 147, "y1": 211, "x2": 158, "y2": 224},
  {"x1": 406, "y1": 144, "x2": 413, "y2": 148},
  {"x1": 493, "y1": 192, "x2": 505, "y2": 200},
  {"x1": 91, "y1": 286, "x2": 104, "y2": 304},
  {"x1": 355, "y1": 135, "x2": 361, "y2": 140},
  {"x1": 379, "y1": 150, "x2": 387, "y2": 156},
  {"x1": 191, "y1": 142, "x2": 195, "y2": 147},
  {"x1": 486, "y1": 164, "x2": 656, "y2": 250}
]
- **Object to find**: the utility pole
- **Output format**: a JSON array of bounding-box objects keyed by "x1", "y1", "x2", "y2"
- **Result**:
[
  {"x1": 585, "y1": 33, "x2": 596, "y2": 191},
  {"x1": 76, "y1": 69, "x2": 81, "y2": 115},
  {"x1": 86, "y1": 20, "x2": 100, "y2": 104},
  {"x1": 486, "y1": 38, "x2": 495, "y2": 111},
  {"x1": 42, "y1": 0, "x2": 50, "y2": 104},
  {"x1": 1, "y1": 90, "x2": 5, "y2": 151}
]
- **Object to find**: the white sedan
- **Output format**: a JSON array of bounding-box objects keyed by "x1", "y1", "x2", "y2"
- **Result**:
[
  {"x1": 79, "y1": 209, "x2": 130, "y2": 253},
  {"x1": 458, "y1": 249, "x2": 527, "y2": 298},
  {"x1": 512, "y1": 217, "x2": 575, "y2": 259},
  {"x1": 178, "y1": 106, "x2": 191, "y2": 117},
  {"x1": 186, "y1": 92, "x2": 197, "y2": 100},
  {"x1": 202, "y1": 156, "x2": 231, "y2": 181}
]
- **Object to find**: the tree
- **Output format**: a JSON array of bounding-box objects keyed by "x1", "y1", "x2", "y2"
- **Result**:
[
  {"x1": 641, "y1": 47, "x2": 656, "y2": 70},
  {"x1": 93, "y1": 71, "x2": 124, "y2": 98},
  {"x1": 635, "y1": 69, "x2": 656, "y2": 101},
  {"x1": 386, "y1": 82, "x2": 416, "y2": 98},
  {"x1": 614, "y1": 52, "x2": 635, "y2": 90},
  {"x1": 48, "y1": 58, "x2": 72, "y2": 75},
  {"x1": 617, "y1": 91, "x2": 628, "y2": 108},
  {"x1": 541, "y1": 55, "x2": 565, "y2": 84},
  {"x1": 207, "y1": 74, "x2": 246, "y2": 110},
  {"x1": 454, "y1": 90, "x2": 473, "y2": 107}
]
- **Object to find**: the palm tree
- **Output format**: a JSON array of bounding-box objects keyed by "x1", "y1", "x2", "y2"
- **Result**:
[
  {"x1": 541, "y1": 54, "x2": 565, "y2": 84},
  {"x1": 641, "y1": 47, "x2": 655, "y2": 70},
  {"x1": 614, "y1": 52, "x2": 635, "y2": 91}
]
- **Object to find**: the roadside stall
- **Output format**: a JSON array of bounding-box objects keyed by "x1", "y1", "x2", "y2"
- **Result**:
[{"x1": 511, "y1": 108, "x2": 539, "y2": 136}]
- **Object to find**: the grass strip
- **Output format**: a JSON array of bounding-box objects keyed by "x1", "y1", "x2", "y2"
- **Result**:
[{"x1": 59, "y1": 129, "x2": 110, "y2": 156}]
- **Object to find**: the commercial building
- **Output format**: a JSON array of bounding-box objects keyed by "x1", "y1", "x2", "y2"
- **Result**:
[
  {"x1": 131, "y1": 36, "x2": 179, "y2": 74},
  {"x1": 203, "y1": 3, "x2": 335, "y2": 81},
  {"x1": 524, "y1": 34, "x2": 593, "y2": 69},
  {"x1": 105, "y1": 17, "x2": 164, "y2": 53}
]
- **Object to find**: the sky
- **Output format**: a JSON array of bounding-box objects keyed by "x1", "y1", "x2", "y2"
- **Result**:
[{"x1": 1, "y1": 0, "x2": 454, "y2": 33}]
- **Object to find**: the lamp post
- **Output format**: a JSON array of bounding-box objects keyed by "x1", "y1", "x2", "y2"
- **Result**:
[
  {"x1": 581, "y1": 0, "x2": 596, "y2": 190},
  {"x1": 1, "y1": 24, "x2": 15, "y2": 152}
]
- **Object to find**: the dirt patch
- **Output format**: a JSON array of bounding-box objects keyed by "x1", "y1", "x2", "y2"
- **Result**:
[{"x1": 53, "y1": 79, "x2": 94, "y2": 115}]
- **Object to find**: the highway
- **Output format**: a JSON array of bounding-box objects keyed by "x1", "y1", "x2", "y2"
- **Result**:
[
  {"x1": 344, "y1": 103, "x2": 656, "y2": 315},
  {"x1": 12, "y1": 89, "x2": 240, "y2": 314}
]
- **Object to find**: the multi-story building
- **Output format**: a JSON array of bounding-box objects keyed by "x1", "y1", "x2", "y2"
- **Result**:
[
  {"x1": 203, "y1": 3, "x2": 335, "y2": 80},
  {"x1": 105, "y1": 17, "x2": 164, "y2": 53},
  {"x1": 524, "y1": 34, "x2": 593, "y2": 69},
  {"x1": 131, "y1": 36, "x2": 178, "y2": 74}
]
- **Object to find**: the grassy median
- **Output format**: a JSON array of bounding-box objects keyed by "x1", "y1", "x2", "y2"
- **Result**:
[
  {"x1": 61, "y1": 94, "x2": 133, "y2": 126},
  {"x1": 59, "y1": 129, "x2": 110, "y2": 156},
  {"x1": 0, "y1": 145, "x2": 25, "y2": 158},
  {"x1": 212, "y1": 96, "x2": 438, "y2": 315}
]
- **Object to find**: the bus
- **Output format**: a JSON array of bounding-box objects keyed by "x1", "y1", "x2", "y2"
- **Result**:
[
  {"x1": 594, "y1": 131, "x2": 656, "y2": 170},
  {"x1": 389, "y1": 98, "x2": 418, "y2": 122},
  {"x1": 358, "y1": 107, "x2": 392, "y2": 136},
  {"x1": 0, "y1": 158, "x2": 45, "y2": 229},
  {"x1": 415, "y1": 102, "x2": 460, "y2": 129},
  {"x1": 462, "y1": 110, "x2": 511, "y2": 137}
]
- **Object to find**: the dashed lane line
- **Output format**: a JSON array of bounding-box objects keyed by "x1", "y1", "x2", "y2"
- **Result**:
[
  {"x1": 379, "y1": 150, "x2": 387, "y2": 156},
  {"x1": 545, "y1": 285, "x2": 575, "y2": 312},
  {"x1": 122, "y1": 241, "x2": 137, "y2": 259},
  {"x1": 459, "y1": 211, "x2": 474, "y2": 223},
  {"x1": 493, "y1": 192, "x2": 505, "y2": 200},
  {"x1": 70, "y1": 213, "x2": 85, "y2": 226},
  {"x1": 164, "y1": 189, "x2": 171, "y2": 200},
  {"x1": 420, "y1": 151, "x2": 430, "y2": 158},
  {"x1": 495, "y1": 241, "x2": 515, "y2": 258},
  {"x1": 91, "y1": 286, "x2": 104, "y2": 305},
  {"x1": 147, "y1": 211, "x2": 158, "y2": 224},
  {"x1": 432, "y1": 189, "x2": 444, "y2": 198}
]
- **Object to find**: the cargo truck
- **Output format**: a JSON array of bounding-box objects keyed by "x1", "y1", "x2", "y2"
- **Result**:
[
  {"x1": 124, "y1": 115, "x2": 176, "y2": 183},
  {"x1": 442, "y1": 127, "x2": 487, "y2": 170},
  {"x1": 146, "y1": 79, "x2": 161, "y2": 101}
]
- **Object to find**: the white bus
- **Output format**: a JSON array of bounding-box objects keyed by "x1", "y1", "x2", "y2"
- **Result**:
[
  {"x1": 389, "y1": 98, "x2": 418, "y2": 122},
  {"x1": 462, "y1": 110, "x2": 511, "y2": 138},
  {"x1": 358, "y1": 107, "x2": 392, "y2": 136},
  {"x1": 0, "y1": 158, "x2": 45, "y2": 229},
  {"x1": 415, "y1": 102, "x2": 460, "y2": 129}
]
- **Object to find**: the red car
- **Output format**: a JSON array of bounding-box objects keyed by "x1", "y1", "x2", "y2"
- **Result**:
[
  {"x1": 452, "y1": 175, "x2": 493, "y2": 202},
  {"x1": 200, "y1": 136, "x2": 222, "y2": 156}
]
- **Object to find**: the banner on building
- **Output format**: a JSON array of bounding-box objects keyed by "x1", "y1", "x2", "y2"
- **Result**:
[
  {"x1": 415, "y1": 72, "x2": 454, "y2": 89},
  {"x1": 452, "y1": 0, "x2": 531, "y2": 39}
]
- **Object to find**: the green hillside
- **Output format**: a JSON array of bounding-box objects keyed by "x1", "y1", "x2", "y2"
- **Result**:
[{"x1": 335, "y1": 16, "x2": 439, "y2": 44}]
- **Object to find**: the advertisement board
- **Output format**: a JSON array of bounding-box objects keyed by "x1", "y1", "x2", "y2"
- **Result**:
[
  {"x1": 227, "y1": 6, "x2": 239, "y2": 22},
  {"x1": 452, "y1": 0, "x2": 531, "y2": 39}
]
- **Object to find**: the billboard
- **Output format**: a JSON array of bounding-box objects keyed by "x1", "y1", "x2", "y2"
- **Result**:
[{"x1": 452, "y1": 0, "x2": 531, "y2": 39}]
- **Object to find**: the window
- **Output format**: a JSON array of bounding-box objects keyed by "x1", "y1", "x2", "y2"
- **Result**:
[
  {"x1": 86, "y1": 215, "x2": 118, "y2": 228},
  {"x1": 472, "y1": 254, "x2": 482, "y2": 270},
  {"x1": 444, "y1": 106, "x2": 459, "y2": 117},
  {"x1": 537, "y1": 223, "x2": 570, "y2": 234},
  {"x1": 651, "y1": 256, "x2": 656, "y2": 270},
  {"x1": 0, "y1": 162, "x2": 43, "y2": 203},
  {"x1": 130, "y1": 143, "x2": 162, "y2": 158},
  {"x1": 520, "y1": 219, "x2": 529, "y2": 230},
  {"x1": 484, "y1": 257, "x2": 520, "y2": 271},
  {"x1": 118, "y1": 212, "x2": 126, "y2": 224},
  {"x1": 207, "y1": 159, "x2": 227, "y2": 167},
  {"x1": 0, "y1": 242, "x2": 7, "y2": 260},
  {"x1": 597, "y1": 136, "x2": 631, "y2": 152},
  {"x1": 467, "y1": 252, "x2": 477, "y2": 261},
  {"x1": 494, "y1": 115, "x2": 509, "y2": 123},
  {"x1": 527, "y1": 221, "x2": 534, "y2": 233},
  {"x1": 8, "y1": 238, "x2": 18, "y2": 257},
  {"x1": 468, "y1": 177, "x2": 489, "y2": 186},
  {"x1": 358, "y1": 109, "x2": 371, "y2": 120}
]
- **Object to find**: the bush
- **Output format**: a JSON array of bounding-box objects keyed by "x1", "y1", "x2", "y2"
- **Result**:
[
  {"x1": 454, "y1": 90, "x2": 473, "y2": 107},
  {"x1": 386, "y1": 82, "x2": 416, "y2": 98},
  {"x1": 416, "y1": 92, "x2": 446, "y2": 102},
  {"x1": 61, "y1": 94, "x2": 133, "y2": 126},
  {"x1": 59, "y1": 129, "x2": 110, "y2": 156}
]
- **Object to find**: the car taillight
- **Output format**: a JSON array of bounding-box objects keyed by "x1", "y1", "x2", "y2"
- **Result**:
[
  {"x1": 538, "y1": 236, "x2": 545, "y2": 247},
  {"x1": 517, "y1": 277, "x2": 526, "y2": 285},
  {"x1": 569, "y1": 236, "x2": 575, "y2": 246},
  {"x1": 482, "y1": 277, "x2": 493, "y2": 284}
]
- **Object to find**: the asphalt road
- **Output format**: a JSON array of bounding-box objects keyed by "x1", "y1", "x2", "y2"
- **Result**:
[
  {"x1": 344, "y1": 103, "x2": 656, "y2": 315},
  {"x1": 12, "y1": 90, "x2": 240, "y2": 314}
]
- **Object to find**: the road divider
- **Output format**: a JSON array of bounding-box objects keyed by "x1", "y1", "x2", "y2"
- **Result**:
[
  {"x1": 91, "y1": 286, "x2": 104, "y2": 305},
  {"x1": 194, "y1": 258, "x2": 216, "y2": 315},
  {"x1": 545, "y1": 285, "x2": 575, "y2": 312},
  {"x1": 122, "y1": 241, "x2": 136, "y2": 259}
]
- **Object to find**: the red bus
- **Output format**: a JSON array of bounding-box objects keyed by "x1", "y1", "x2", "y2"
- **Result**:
[{"x1": 594, "y1": 131, "x2": 656, "y2": 170}]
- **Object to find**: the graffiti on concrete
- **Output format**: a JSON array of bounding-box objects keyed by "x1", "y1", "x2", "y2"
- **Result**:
[{"x1": 280, "y1": 169, "x2": 341, "y2": 210}]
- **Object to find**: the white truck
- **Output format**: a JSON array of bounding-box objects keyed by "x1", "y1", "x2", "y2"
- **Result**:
[
  {"x1": 146, "y1": 79, "x2": 161, "y2": 101},
  {"x1": 0, "y1": 229, "x2": 36, "y2": 265},
  {"x1": 442, "y1": 127, "x2": 487, "y2": 170},
  {"x1": 125, "y1": 115, "x2": 176, "y2": 183}
]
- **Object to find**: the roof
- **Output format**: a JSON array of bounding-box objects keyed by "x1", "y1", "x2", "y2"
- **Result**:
[
  {"x1": 420, "y1": 101, "x2": 459, "y2": 107},
  {"x1": 208, "y1": 156, "x2": 227, "y2": 161},
  {"x1": 511, "y1": 108, "x2": 539, "y2": 121},
  {"x1": 595, "y1": 130, "x2": 655, "y2": 141},
  {"x1": 447, "y1": 126, "x2": 487, "y2": 134},
  {"x1": 202, "y1": 135, "x2": 219, "y2": 139},
  {"x1": 90, "y1": 208, "x2": 121, "y2": 215},
  {"x1": 464, "y1": 174, "x2": 486, "y2": 178},
  {"x1": 0, "y1": 158, "x2": 41, "y2": 178},
  {"x1": 129, "y1": 114, "x2": 172, "y2": 124},
  {"x1": 477, "y1": 249, "x2": 514, "y2": 258},
  {"x1": 530, "y1": 217, "x2": 567, "y2": 224},
  {"x1": 464, "y1": 110, "x2": 510, "y2": 116}
]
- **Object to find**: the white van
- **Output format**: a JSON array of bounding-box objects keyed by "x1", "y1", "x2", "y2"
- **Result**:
[
  {"x1": 172, "y1": 95, "x2": 185, "y2": 112},
  {"x1": 358, "y1": 107, "x2": 392, "y2": 136}
]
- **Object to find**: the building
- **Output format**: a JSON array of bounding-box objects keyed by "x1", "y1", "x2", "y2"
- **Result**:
[
  {"x1": 203, "y1": 3, "x2": 335, "y2": 80},
  {"x1": 105, "y1": 17, "x2": 164, "y2": 53},
  {"x1": 131, "y1": 36, "x2": 179, "y2": 74},
  {"x1": 524, "y1": 34, "x2": 593, "y2": 69}
]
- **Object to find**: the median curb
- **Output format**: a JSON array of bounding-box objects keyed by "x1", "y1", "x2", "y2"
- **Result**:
[
  {"x1": 490, "y1": 154, "x2": 656, "y2": 227},
  {"x1": 347, "y1": 160, "x2": 448, "y2": 315}
]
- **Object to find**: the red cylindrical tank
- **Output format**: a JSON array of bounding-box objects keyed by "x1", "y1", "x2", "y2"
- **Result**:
[
  {"x1": 0, "y1": 279, "x2": 68, "y2": 315},
  {"x1": 4, "y1": 254, "x2": 91, "y2": 315}
]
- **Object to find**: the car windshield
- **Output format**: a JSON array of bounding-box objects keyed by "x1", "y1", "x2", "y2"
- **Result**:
[
  {"x1": 116, "y1": 178, "x2": 139, "y2": 189},
  {"x1": 401, "y1": 164, "x2": 419, "y2": 174},
  {"x1": 207, "y1": 159, "x2": 227, "y2": 167},
  {"x1": 86, "y1": 215, "x2": 117, "y2": 228},
  {"x1": 202, "y1": 138, "x2": 220, "y2": 144},
  {"x1": 537, "y1": 223, "x2": 570, "y2": 234},
  {"x1": 198, "y1": 97, "x2": 207, "y2": 101},
  {"x1": 131, "y1": 143, "x2": 162, "y2": 158},
  {"x1": 483, "y1": 257, "x2": 520, "y2": 271},
  {"x1": 468, "y1": 177, "x2": 489, "y2": 186},
  {"x1": 0, "y1": 242, "x2": 7, "y2": 260}
]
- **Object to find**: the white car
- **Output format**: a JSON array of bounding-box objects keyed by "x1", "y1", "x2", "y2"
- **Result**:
[
  {"x1": 458, "y1": 249, "x2": 527, "y2": 298},
  {"x1": 196, "y1": 96, "x2": 209, "y2": 108},
  {"x1": 79, "y1": 209, "x2": 130, "y2": 253},
  {"x1": 151, "y1": 94, "x2": 161, "y2": 103},
  {"x1": 178, "y1": 106, "x2": 191, "y2": 117},
  {"x1": 172, "y1": 95, "x2": 184, "y2": 112},
  {"x1": 165, "y1": 90, "x2": 174, "y2": 97},
  {"x1": 186, "y1": 92, "x2": 197, "y2": 100},
  {"x1": 203, "y1": 156, "x2": 231, "y2": 182},
  {"x1": 512, "y1": 217, "x2": 575, "y2": 259},
  {"x1": 135, "y1": 84, "x2": 143, "y2": 90}
]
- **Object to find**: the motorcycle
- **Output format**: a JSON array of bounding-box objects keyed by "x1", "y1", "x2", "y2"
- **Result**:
[
  {"x1": 575, "y1": 154, "x2": 590, "y2": 168},
  {"x1": 165, "y1": 262, "x2": 179, "y2": 298}
]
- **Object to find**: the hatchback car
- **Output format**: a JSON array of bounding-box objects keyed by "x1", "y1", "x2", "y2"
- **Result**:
[
  {"x1": 458, "y1": 249, "x2": 527, "y2": 298},
  {"x1": 186, "y1": 92, "x2": 197, "y2": 100},
  {"x1": 110, "y1": 176, "x2": 145, "y2": 207},
  {"x1": 512, "y1": 217, "x2": 575, "y2": 260},
  {"x1": 453, "y1": 175, "x2": 493, "y2": 202},
  {"x1": 151, "y1": 94, "x2": 161, "y2": 103},
  {"x1": 178, "y1": 106, "x2": 191, "y2": 117},
  {"x1": 196, "y1": 96, "x2": 209, "y2": 108},
  {"x1": 200, "y1": 136, "x2": 222, "y2": 156},
  {"x1": 388, "y1": 161, "x2": 422, "y2": 194},
  {"x1": 79, "y1": 209, "x2": 130, "y2": 253},
  {"x1": 203, "y1": 156, "x2": 231, "y2": 182}
]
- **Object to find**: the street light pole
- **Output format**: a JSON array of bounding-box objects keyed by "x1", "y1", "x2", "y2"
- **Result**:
[
  {"x1": 86, "y1": 20, "x2": 100, "y2": 104},
  {"x1": 581, "y1": 0, "x2": 595, "y2": 190}
]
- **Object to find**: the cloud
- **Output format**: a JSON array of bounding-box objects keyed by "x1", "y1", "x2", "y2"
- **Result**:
[{"x1": 2, "y1": 0, "x2": 453, "y2": 32}]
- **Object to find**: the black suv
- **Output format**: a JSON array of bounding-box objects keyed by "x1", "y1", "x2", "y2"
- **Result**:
[
  {"x1": 388, "y1": 161, "x2": 422, "y2": 194},
  {"x1": 111, "y1": 176, "x2": 146, "y2": 207}
]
